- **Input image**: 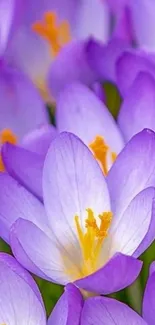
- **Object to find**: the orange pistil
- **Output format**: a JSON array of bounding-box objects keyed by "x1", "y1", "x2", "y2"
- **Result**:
[
  {"x1": 89, "y1": 135, "x2": 117, "y2": 175},
  {"x1": 0, "y1": 128, "x2": 17, "y2": 171},
  {"x1": 32, "y1": 11, "x2": 71, "y2": 57}
]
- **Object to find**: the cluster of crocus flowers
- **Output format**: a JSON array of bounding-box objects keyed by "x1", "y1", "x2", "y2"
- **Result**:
[{"x1": 2, "y1": 0, "x2": 155, "y2": 324}]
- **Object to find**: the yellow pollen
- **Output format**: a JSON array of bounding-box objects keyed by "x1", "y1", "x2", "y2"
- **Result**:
[
  {"x1": 75, "y1": 208, "x2": 112, "y2": 276},
  {"x1": 0, "y1": 129, "x2": 17, "y2": 172},
  {"x1": 32, "y1": 11, "x2": 71, "y2": 57},
  {"x1": 89, "y1": 135, "x2": 117, "y2": 175}
]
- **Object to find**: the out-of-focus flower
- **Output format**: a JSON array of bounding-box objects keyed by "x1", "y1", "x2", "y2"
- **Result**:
[
  {"x1": 5, "y1": 0, "x2": 110, "y2": 100},
  {"x1": 0, "y1": 0, "x2": 50, "y2": 171},
  {"x1": 142, "y1": 262, "x2": 155, "y2": 325},
  {"x1": 106, "y1": 0, "x2": 155, "y2": 51},
  {"x1": 0, "y1": 252, "x2": 46, "y2": 325},
  {"x1": 0, "y1": 131, "x2": 155, "y2": 294},
  {"x1": 48, "y1": 282, "x2": 146, "y2": 325}
]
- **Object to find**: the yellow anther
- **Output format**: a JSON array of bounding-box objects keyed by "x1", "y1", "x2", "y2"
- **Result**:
[
  {"x1": 32, "y1": 11, "x2": 71, "y2": 57},
  {"x1": 89, "y1": 135, "x2": 117, "y2": 175},
  {"x1": 0, "y1": 128, "x2": 17, "y2": 172},
  {"x1": 75, "y1": 209, "x2": 112, "y2": 276}
]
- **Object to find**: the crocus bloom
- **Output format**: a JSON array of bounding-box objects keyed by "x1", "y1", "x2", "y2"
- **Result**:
[
  {"x1": 0, "y1": 130, "x2": 155, "y2": 295},
  {"x1": 56, "y1": 71, "x2": 155, "y2": 175},
  {"x1": 6, "y1": 0, "x2": 110, "y2": 99},
  {"x1": 48, "y1": 283, "x2": 146, "y2": 325},
  {"x1": 0, "y1": 252, "x2": 46, "y2": 325},
  {"x1": 0, "y1": 0, "x2": 50, "y2": 171}
]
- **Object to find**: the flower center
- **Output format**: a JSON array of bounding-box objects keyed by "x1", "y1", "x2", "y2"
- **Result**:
[
  {"x1": 32, "y1": 11, "x2": 71, "y2": 57},
  {"x1": 0, "y1": 128, "x2": 17, "y2": 171},
  {"x1": 89, "y1": 135, "x2": 117, "y2": 175},
  {"x1": 75, "y1": 208, "x2": 112, "y2": 277}
]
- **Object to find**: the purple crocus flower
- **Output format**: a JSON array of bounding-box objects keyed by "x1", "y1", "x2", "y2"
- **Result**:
[
  {"x1": 55, "y1": 74, "x2": 155, "y2": 174},
  {"x1": 5, "y1": 0, "x2": 110, "y2": 99},
  {"x1": 0, "y1": 0, "x2": 50, "y2": 171},
  {"x1": 0, "y1": 252, "x2": 46, "y2": 325},
  {"x1": 49, "y1": 283, "x2": 146, "y2": 325},
  {"x1": 0, "y1": 131, "x2": 155, "y2": 295}
]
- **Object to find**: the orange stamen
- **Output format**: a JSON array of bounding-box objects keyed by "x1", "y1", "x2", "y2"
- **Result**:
[
  {"x1": 0, "y1": 129, "x2": 17, "y2": 172},
  {"x1": 32, "y1": 11, "x2": 71, "y2": 57},
  {"x1": 89, "y1": 136, "x2": 117, "y2": 175}
]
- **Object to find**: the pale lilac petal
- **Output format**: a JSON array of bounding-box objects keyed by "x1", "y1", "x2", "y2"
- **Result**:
[
  {"x1": 0, "y1": 253, "x2": 46, "y2": 325},
  {"x1": 43, "y1": 132, "x2": 110, "y2": 251},
  {"x1": 116, "y1": 51, "x2": 155, "y2": 97},
  {"x1": 48, "y1": 40, "x2": 97, "y2": 99},
  {"x1": 0, "y1": 0, "x2": 15, "y2": 55},
  {"x1": 10, "y1": 218, "x2": 70, "y2": 284},
  {"x1": 110, "y1": 187, "x2": 155, "y2": 256},
  {"x1": 56, "y1": 83, "x2": 124, "y2": 153},
  {"x1": 22, "y1": 124, "x2": 57, "y2": 157},
  {"x1": 74, "y1": 253, "x2": 142, "y2": 295},
  {"x1": 130, "y1": 0, "x2": 155, "y2": 50},
  {"x1": 0, "y1": 63, "x2": 48, "y2": 139},
  {"x1": 2, "y1": 143, "x2": 44, "y2": 200},
  {"x1": 118, "y1": 72, "x2": 155, "y2": 142},
  {"x1": 74, "y1": 0, "x2": 110, "y2": 42},
  {"x1": 133, "y1": 195, "x2": 155, "y2": 258},
  {"x1": 81, "y1": 296, "x2": 147, "y2": 325},
  {"x1": 48, "y1": 284, "x2": 83, "y2": 325},
  {"x1": 0, "y1": 252, "x2": 43, "y2": 305},
  {"x1": 0, "y1": 172, "x2": 48, "y2": 242},
  {"x1": 143, "y1": 262, "x2": 155, "y2": 325},
  {"x1": 107, "y1": 129, "x2": 155, "y2": 217}
]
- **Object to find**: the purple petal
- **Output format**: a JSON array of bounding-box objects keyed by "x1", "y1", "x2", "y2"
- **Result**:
[
  {"x1": 73, "y1": 0, "x2": 110, "y2": 41},
  {"x1": 130, "y1": 0, "x2": 155, "y2": 50},
  {"x1": 81, "y1": 296, "x2": 147, "y2": 325},
  {"x1": 43, "y1": 132, "x2": 110, "y2": 248},
  {"x1": 56, "y1": 83, "x2": 124, "y2": 153},
  {"x1": 133, "y1": 197, "x2": 155, "y2": 257},
  {"x1": 10, "y1": 218, "x2": 70, "y2": 284},
  {"x1": 86, "y1": 37, "x2": 129, "y2": 83},
  {"x1": 0, "y1": 172, "x2": 48, "y2": 243},
  {"x1": 118, "y1": 72, "x2": 155, "y2": 142},
  {"x1": 48, "y1": 284, "x2": 83, "y2": 325},
  {"x1": 0, "y1": 252, "x2": 43, "y2": 305},
  {"x1": 0, "y1": 253, "x2": 46, "y2": 325},
  {"x1": 143, "y1": 262, "x2": 155, "y2": 324},
  {"x1": 116, "y1": 50, "x2": 155, "y2": 97},
  {"x1": 107, "y1": 129, "x2": 155, "y2": 216},
  {"x1": 22, "y1": 124, "x2": 57, "y2": 157},
  {"x1": 2, "y1": 143, "x2": 44, "y2": 200},
  {"x1": 0, "y1": 62, "x2": 48, "y2": 139},
  {"x1": 0, "y1": 0, "x2": 15, "y2": 55},
  {"x1": 47, "y1": 40, "x2": 97, "y2": 99},
  {"x1": 74, "y1": 253, "x2": 142, "y2": 295},
  {"x1": 110, "y1": 187, "x2": 155, "y2": 257},
  {"x1": 112, "y1": 6, "x2": 133, "y2": 43}
]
